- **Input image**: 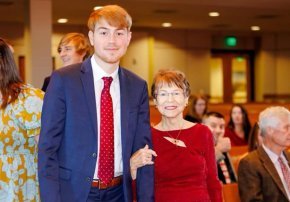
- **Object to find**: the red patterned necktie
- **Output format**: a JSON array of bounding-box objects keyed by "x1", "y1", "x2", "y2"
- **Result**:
[
  {"x1": 219, "y1": 160, "x2": 231, "y2": 184},
  {"x1": 98, "y1": 77, "x2": 114, "y2": 184},
  {"x1": 278, "y1": 157, "x2": 290, "y2": 192}
]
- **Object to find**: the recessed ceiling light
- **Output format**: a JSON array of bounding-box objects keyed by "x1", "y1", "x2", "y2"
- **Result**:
[
  {"x1": 162, "y1": 22, "x2": 172, "y2": 27},
  {"x1": 209, "y1": 12, "x2": 220, "y2": 17},
  {"x1": 251, "y1": 26, "x2": 260, "y2": 31},
  {"x1": 94, "y1": 6, "x2": 103, "y2": 10},
  {"x1": 57, "y1": 18, "x2": 68, "y2": 23}
]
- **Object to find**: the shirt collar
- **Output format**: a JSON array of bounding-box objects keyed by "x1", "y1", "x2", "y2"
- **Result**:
[
  {"x1": 262, "y1": 143, "x2": 286, "y2": 163},
  {"x1": 90, "y1": 56, "x2": 119, "y2": 81}
]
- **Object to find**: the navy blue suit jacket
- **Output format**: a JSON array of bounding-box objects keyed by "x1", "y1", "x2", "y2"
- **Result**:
[{"x1": 38, "y1": 58, "x2": 154, "y2": 202}]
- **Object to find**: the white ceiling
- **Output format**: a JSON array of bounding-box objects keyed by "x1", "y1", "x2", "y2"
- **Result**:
[{"x1": 1, "y1": 0, "x2": 290, "y2": 33}]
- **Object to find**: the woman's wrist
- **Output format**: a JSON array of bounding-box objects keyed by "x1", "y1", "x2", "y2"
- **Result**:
[
  {"x1": 130, "y1": 167, "x2": 137, "y2": 180},
  {"x1": 130, "y1": 160, "x2": 138, "y2": 170}
]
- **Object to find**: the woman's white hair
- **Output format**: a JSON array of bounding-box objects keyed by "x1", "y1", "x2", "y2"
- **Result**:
[{"x1": 258, "y1": 106, "x2": 290, "y2": 137}]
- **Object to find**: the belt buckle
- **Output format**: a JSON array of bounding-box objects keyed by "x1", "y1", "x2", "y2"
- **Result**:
[{"x1": 99, "y1": 180, "x2": 109, "y2": 189}]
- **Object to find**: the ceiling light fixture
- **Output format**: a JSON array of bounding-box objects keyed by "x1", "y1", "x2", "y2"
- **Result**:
[
  {"x1": 57, "y1": 18, "x2": 68, "y2": 23},
  {"x1": 251, "y1": 26, "x2": 260, "y2": 31},
  {"x1": 209, "y1": 12, "x2": 220, "y2": 17},
  {"x1": 94, "y1": 6, "x2": 103, "y2": 10},
  {"x1": 162, "y1": 22, "x2": 172, "y2": 27}
]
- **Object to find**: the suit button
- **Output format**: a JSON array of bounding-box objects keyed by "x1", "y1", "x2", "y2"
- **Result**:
[
  {"x1": 86, "y1": 177, "x2": 91, "y2": 182},
  {"x1": 92, "y1": 153, "x2": 97, "y2": 158}
]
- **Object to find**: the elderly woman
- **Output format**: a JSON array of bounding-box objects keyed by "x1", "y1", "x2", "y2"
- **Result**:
[
  {"x1": 42, "y1": 32, "x2": 92, "y2": 91},
  {"x1": 0, "y1": 38, "x2": 44, "y2": 201},
  {"x1": 131, "y1": 69, "x2": 222, "y2": 202}
]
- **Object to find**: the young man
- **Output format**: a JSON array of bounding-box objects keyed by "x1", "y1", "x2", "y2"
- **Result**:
[
  {"x1": 238, "y1": 106, "x2": 290, "y2": 202},
  {"x1": 203, "y1": 112, "x2": 237, "y2": 184},
  {"x1": 38, "y1": 5, "x2": 154, "y2": 202},
  {"x1": 41, "y1": 32, "x2": 92, "y2": 91}
]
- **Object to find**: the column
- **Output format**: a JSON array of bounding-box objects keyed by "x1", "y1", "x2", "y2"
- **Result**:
[{"x1": 24, "y1": 0, "x2": 52, "y2": 88}]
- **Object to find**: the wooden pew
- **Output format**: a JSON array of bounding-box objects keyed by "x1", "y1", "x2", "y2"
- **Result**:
[
  {"x1": 229, "y1": 146, "x2": 248, "y2": 173},
  {"x1": 150, "y1": 105, "x2": 161, "y2": 126},
  {"x1": 207, "y1": 103, "x2": 290, "y2": 125},
  {"x1": 222, "y1": 183, "x2": 241, "y2": 202}
]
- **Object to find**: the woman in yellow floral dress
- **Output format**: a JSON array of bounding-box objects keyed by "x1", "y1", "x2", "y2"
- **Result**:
[{"x1": 0, "y1": 38, "x2": 44, "y2": 202}]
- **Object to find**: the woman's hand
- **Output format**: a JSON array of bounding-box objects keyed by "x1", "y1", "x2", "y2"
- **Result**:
[{"x1": 130, "y1": 145, "x2": 157, "y2": 180}]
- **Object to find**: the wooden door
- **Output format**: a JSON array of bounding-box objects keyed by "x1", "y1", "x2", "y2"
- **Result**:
[{"x1": 210, "y1": 50, "x2": 255, "y2": 103}]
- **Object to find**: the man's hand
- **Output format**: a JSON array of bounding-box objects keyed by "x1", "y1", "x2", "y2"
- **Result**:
[{"x1": 216, "y1": 137, "x2": 231, "y2": 153}]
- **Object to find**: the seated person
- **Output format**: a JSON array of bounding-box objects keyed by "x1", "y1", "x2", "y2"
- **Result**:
[
  {"x1": 224, "y1": 104, "x2": 252, "y2": 146},
  {"x1": 237, "y1": 121, "x2": 263, "y2": 162},
  {"x1": 248, "y1": 122, "x2": 263, "y2": 152},
  {"x1": 203, "y1": 111, "x2": 237, "y2": 184},
  {"x1": 238, "y1": 106, "x2": 290, "y2": 202},
  {"x1": 184, "y1": 94, "x2": 208, "y2": 123}
]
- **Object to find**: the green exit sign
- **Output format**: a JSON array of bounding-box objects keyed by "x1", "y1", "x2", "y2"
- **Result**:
[{"x1": 225, "y1": 36, "x2": 237, "y2": 47}]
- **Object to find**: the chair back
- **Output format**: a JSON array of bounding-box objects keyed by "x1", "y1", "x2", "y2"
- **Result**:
[{"x1": 222, "y1": 183, "x2": 241, "y2": 202}]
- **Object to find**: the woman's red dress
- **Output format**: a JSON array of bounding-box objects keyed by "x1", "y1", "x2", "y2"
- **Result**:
[{"x1": 152, "y1": 124, "x2": 222, "y2": 202}]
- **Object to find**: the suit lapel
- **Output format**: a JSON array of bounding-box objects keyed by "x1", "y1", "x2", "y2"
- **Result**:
[
  {"x1": 258, "y1": 146, "x2": 288, "y2": 198},
  {"x1": 80, "y1": 59, "x2": 97, "y2": 136},
  {"x1": 118, "y1": 68, "x2": 129, "y2": 156},
  {"x1": 224, "y1": 153, "x2": 237, "y2": 182}
]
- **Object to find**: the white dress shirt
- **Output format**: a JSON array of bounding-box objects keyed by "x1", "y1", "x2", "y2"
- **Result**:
[
  {"x1": 262, "y1": 144, "x2": 290, "y2": 200},
  {"x1": 91, "y1": 57, "x2": 123, "y2": 179}
]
